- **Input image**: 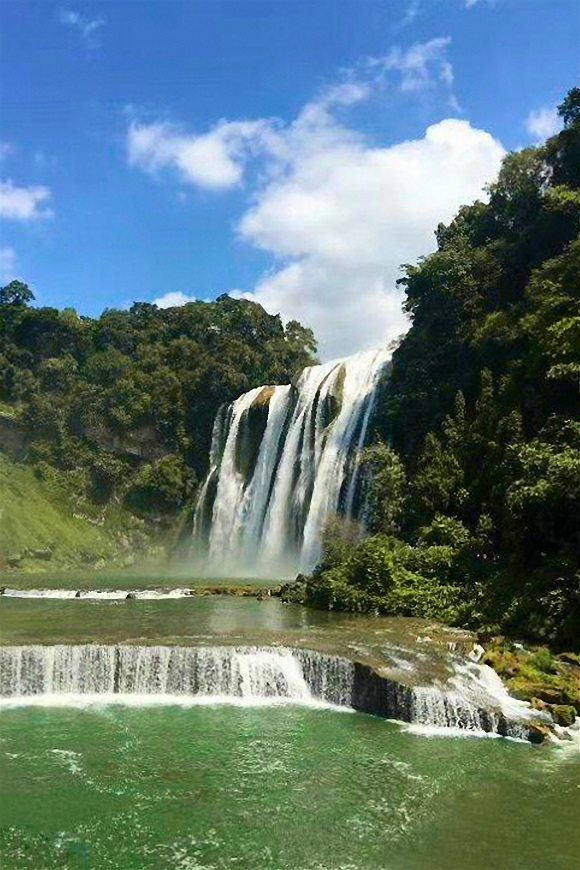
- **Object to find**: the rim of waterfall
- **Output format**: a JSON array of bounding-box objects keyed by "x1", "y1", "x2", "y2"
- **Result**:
[
  {"x1": 192, "y1": 347, "x2": 392, "y2": 578},
  {"x1": 0, "y1": 644, "x2": 551, "y2": 741}
]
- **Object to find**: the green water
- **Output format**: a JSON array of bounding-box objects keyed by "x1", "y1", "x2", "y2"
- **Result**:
[
  {"x1": 1, "y1": 704, "x2": 578, "y2": 870},
  {"x1": 0, "y1": 596, "x2": 467, "y2": 681}
]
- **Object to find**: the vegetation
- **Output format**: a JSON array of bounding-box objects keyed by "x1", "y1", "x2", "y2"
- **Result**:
[
  {"x1": 286, "y1": 88, "x2": 580, "y2": 650},
  {"x1": 0, "y1": 452, "x2": 119, "y2": 570},
  {"x1": 0, "y1": 292, "x2": 316, "y2": 562}
]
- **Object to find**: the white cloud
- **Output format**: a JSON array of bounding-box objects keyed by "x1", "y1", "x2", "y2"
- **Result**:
[
  {"x1": 369, "y1": 37, "x2": 455, "y2": 94},
  {"x1": 237, "y1": 117, "x2": 504, "y2": 358},
  {"x1": 0, "y1": 247, "x2": 17, "y2": 282},
  {"x1": 127, "y1": 118, "x2": 276, "y2": 190},
  {"x1": 396, "y1": 1, "x2": 421, "y2": 30},
  {"x1": 525, "y1": 106, "x2": 560, "y2": 142},
  {"x1": 153, "y1": 291, "x2": 196, "y2": 308},
  {"x1": 0, "y1": 179, "x2": 53, "y2": 221},
  {"x1": 59, "y1": 8, "x2": 104, "y2": 50},
  {"x1": 131, "y1": 44, "x2": 505, "y2": 359}
]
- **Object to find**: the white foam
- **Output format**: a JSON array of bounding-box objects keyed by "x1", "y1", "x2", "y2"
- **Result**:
[
  {"x1": 0, "y1": 692, "x2": 343, "y2": 711},
  {"x1": 2, "y1": 588, "x2": 195, "y2": 600}
]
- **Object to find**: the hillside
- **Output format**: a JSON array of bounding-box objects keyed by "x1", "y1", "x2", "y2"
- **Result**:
[
  {"x1": 0, "y1": 293, "x2": 316, "y2": 565},
  {"x1": 287, "y1": 88, "x2": 580, "y2": 650}
]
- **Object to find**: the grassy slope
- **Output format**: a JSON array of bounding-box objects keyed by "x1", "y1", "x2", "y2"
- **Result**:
[{"x1": 0, "y1": 453, "x2": 115, "y2": 569}]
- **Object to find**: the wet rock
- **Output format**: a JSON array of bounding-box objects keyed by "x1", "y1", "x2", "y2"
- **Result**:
[
  {"x1": 527, "y1": 723, "x2": 551, "y2": 744},
  {"x1": 125, "y1": 592, "x2": 136, "y2": 600},
  {"x1": 74, "y1": 590, "x2": 82, "y2": 598}
]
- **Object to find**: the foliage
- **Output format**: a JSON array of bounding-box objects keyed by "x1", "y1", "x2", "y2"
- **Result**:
[
  {"x1": 360, "y1": 441, "x2": 406, "y2": 534},
  {"x1": 300, "y1": 88, "x2": 580, "y2": 647},
  {"x1": 0, "y1": 293, "x2": 316, "y2": 534}
]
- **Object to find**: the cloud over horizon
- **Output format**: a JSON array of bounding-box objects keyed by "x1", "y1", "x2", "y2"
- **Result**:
[{"x1": 128, "y1": 40, "x2": 505, "y2": 359}]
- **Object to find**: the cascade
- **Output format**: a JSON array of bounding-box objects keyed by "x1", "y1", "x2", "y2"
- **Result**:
[
  {"x1": 193, "y1": 347, "x2": 391, "y2": 577},
  {"x1": 0, "y1": 645, "x2": 540, "y2": 739}
]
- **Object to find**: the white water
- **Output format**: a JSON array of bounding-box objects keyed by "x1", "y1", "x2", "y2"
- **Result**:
[
  {"x1": 0, "y1": 644, "x2": 540, "y2": 738},
  {"x1": 194, "y1": 348, "x2": 390, "y2": 577},
  {"x1": 1, "y1": 588, "x2": 195, "y2": 600}
]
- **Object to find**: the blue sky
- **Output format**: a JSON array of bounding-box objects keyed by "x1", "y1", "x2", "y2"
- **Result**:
[{"x1": 1, "y1": 0, "x2": 578, "y2": 357}]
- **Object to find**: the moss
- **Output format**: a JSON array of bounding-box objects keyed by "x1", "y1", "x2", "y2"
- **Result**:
[
  {"x1": 482, "y1": 639, "x2": 580, "y2": 714},
  {"x1": 550, "y1": 704, "x2": 577, "y2": 727}
]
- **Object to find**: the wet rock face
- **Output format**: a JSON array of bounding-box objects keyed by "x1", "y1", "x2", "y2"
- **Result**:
[{"x1": 234, "y1": 389, "x2": 275, "y2": 481}]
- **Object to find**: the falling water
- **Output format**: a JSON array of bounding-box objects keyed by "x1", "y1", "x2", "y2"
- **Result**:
[
  {"x1": 193, "y1": 348, "x2": 391, "y2": 577},
  {"x1": 0, "y1": 645, "x2": 541, "y2": 738}
]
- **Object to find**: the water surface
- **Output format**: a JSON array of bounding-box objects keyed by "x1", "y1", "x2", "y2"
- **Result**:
[{"x1": 1, "y1": 704, "x2": 577, "y2": 870}]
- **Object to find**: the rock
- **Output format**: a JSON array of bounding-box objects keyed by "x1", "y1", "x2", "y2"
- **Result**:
[
  {"x1": 0, "y1": 586, "x2": 5, "y2": 595},
  {"x1": 468, "y1": 643, "x2": 485, "y2": 663},
  {"x1": 125, "y1": 592, "x2": 136, "y2": 600},
  {"x1": 7, "y1": 554, "x2": 24, "y2": 568},
  {"x1": 93, "y1": 559, "x2": 107, "y2": 570},
  {"x1": 527, "y1": 723, "x2": 551, "y2": 744},
  {"x1": 29, "y1": 548, "x2": 52, "y2": 561},
  {"x1": 558, "y1": 651, "x2": 580, "y2": 667},
  {"x1": 550, "y1": 704, "x2": 577, "y2": 727},
  {"x1": 74, "y1": 590, "x2": 82, "y2": 598}
]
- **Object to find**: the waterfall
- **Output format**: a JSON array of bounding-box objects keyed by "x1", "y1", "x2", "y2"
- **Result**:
[
  {"x1": 0, "y1": 645, "x2": 541, "y2": 739},
  {"x1": 193, "y1": 348, "x2": 391, "y2": 577}
]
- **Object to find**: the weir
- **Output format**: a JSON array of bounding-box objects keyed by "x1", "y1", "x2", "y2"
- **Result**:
[
  {"x1": 0, "y1": 644, "x2": 539, "y2": 739},
  {"x1": 193, "y1": 348, "x2": 391, "y2": 577}
]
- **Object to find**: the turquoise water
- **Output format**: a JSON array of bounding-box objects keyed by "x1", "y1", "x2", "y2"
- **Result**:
[{"x1": 1, "y1": 703, "x2": 578, "y2": 870}]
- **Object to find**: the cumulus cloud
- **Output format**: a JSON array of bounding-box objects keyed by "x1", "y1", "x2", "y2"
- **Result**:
[
  {"x1": 525, "y1": 106, "x2": 560, "y2": 142},
  {"x1": 59, "y1": 8, "x2": 104, "y2": 50},
  {"x1": 153, "y1": 291, "x2": 197, "y2": 308},
  {"x1": 0, "y1": 179, "x2": 53, "y2": 221},
  {"x1": 130, "y1": 42, "x2": 505, "y2": 358},
  {"x1": 0, "y1": 247, "x2": 17, "y2": 282},
  {"x1": 127, "y1": 118, "x2": 276, "y2": 190},
  {"x1": 237, "y1": 117, "x2": 504, "y2": 358}
]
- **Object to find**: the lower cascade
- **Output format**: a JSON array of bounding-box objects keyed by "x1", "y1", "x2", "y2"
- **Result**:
[
  {"x1": 193, "y1": 348, "x2": 391, "y2": 577},
  {"x1": 0, "y1": 645, "x2": 539, "y2": 739}
]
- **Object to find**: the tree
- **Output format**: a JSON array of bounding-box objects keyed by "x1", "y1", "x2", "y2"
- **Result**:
[
  {"x1": 0, "y1": 281, "x2": 35, "y2": 306},
  {"x1": 558, "y1": 87, "x2": 580, "y2": 128}
]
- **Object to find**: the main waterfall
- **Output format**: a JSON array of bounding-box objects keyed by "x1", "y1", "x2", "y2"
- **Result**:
[{"x1": 193, "y1": 348, "x2": 390, "y2": 577}]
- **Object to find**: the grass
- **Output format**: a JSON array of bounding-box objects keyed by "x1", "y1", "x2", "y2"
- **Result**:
[{"x1": 0, "y1": 453, "x2": 116, "y2": 569}]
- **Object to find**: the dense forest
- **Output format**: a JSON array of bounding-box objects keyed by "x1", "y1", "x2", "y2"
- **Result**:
[
  {"x1": 287, "y1": 88, "x2": 580, "y2": 649},
  {"x1": 0, "y1": 291, "x2": 316, "y2": 562}
]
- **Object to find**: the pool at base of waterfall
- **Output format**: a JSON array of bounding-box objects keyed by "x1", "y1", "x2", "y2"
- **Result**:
[{"x1": 1, "y1": 704, "x2": 578, "y2": 870}]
